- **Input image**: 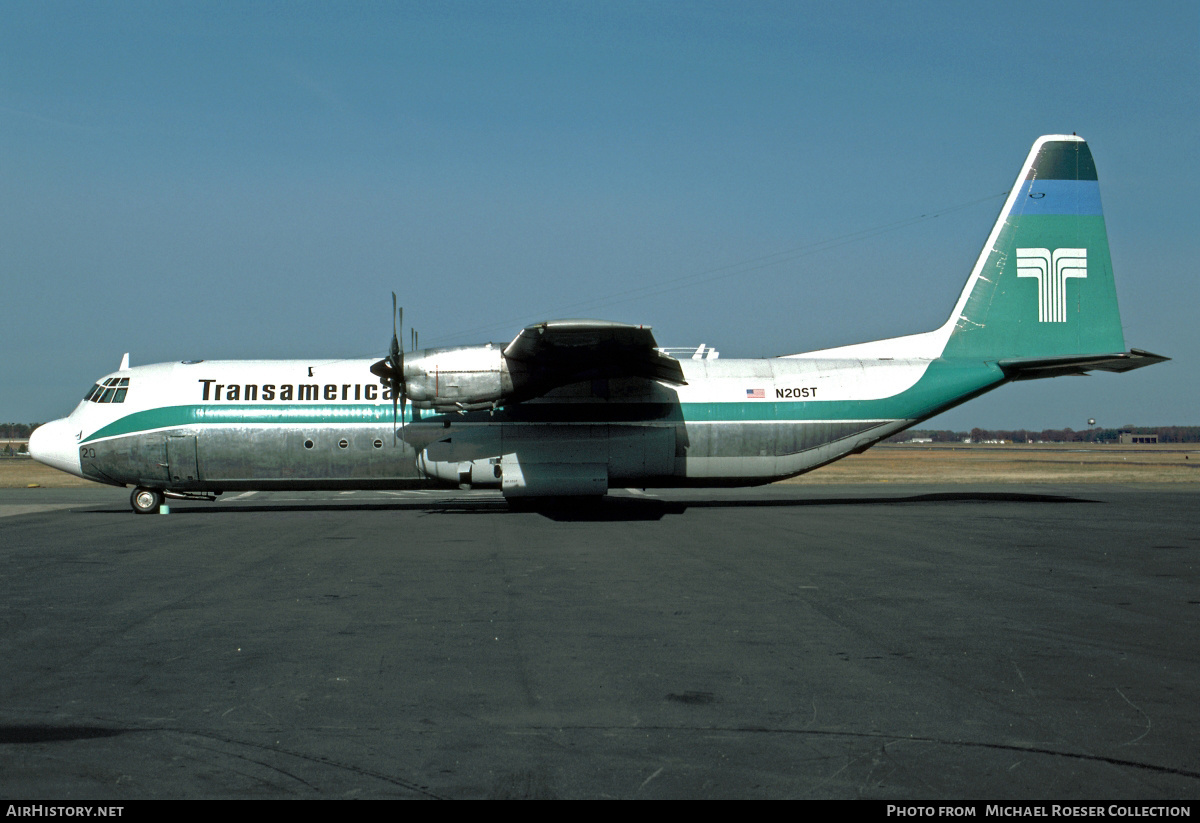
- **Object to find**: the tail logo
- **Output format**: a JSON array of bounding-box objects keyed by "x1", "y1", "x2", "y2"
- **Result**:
[{"x1": 1016, "y1": 248, "x2": 1088, "y2": 322}]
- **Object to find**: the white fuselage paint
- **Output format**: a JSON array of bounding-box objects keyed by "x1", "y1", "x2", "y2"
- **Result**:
[{"x1": 35, "y1": 352, "x2": 946, "y2": 491}]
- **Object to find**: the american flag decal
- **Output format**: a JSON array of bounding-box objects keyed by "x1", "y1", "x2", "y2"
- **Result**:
[{"x1": 746, "y1": 388, "x2": 765, "y2": 399}]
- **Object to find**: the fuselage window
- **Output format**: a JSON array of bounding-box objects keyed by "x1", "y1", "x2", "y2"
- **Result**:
[
  {"x1": 304, "y1": 439, "x2": 315, "y2": 450},
  {"x1": 338, "y1": 439, "x2": 349, "y2": 449}
]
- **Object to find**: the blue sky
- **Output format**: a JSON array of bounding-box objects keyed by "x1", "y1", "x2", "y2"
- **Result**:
[{"x1": 3, "y1": 1, "x2": 1196, "y2": 429}]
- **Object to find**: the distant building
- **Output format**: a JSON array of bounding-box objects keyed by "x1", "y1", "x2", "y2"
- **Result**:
[{"x1": 1118, "y1": 432, "x2": 1158, "y2": 444}]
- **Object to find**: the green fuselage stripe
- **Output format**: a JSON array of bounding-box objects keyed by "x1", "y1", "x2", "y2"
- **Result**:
[{"x1": 81, "y1": 360, "x2": 1007, "y2": 443}]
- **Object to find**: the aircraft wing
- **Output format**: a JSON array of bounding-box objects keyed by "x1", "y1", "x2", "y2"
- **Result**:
[
  {"x1": 997, "y1": 348, "x2": 1169, "y2": 380},
  {"x1": 503, "y1": 319, "x2": 687, "y2": 386}
]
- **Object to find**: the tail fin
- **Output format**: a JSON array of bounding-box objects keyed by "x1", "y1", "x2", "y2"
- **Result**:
[
  {"x1": 941, "y1": 135, "x2": 1126, "y2": 361},
  {"x1": 790, "y1": 135, "x2": 1164, "y2": 373}
]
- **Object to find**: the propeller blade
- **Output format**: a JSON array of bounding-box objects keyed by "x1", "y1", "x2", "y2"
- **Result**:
[
  {"x1": 390, "y1": 295, "x2": 401, "y2": 442},
  {"x1": 392, "y1": 386, "x2": 399, "y2": 443}
]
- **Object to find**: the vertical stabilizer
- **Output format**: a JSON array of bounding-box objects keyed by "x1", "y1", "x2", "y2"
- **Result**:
[{"x1": 940, "y1": 135, "x2": 1126, "y2": 361}]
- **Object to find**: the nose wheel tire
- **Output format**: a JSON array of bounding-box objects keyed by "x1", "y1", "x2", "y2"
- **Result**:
[{"x1": 131, "y1": 487, "x2": 164, "y2": 514}]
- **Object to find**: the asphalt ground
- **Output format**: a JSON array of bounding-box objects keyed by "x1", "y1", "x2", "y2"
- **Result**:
[{"x1": 1, "y1": 484, "x2": 1198, "y2": 799}]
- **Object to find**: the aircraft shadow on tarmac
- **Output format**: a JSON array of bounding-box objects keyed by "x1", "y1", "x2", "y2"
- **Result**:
[
  {"x1": 0, "y1": 725, "x2": 130, "y2": 744},
  {"x1": 81, "y1": 490, "x2": 1098, "y2": 523}
]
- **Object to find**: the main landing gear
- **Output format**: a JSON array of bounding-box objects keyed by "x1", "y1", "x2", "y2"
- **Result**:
[{"x1": 130, "y1": 487, "x2": 164, "y2": 514}]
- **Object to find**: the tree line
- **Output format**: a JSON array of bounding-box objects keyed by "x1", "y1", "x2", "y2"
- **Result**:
[
  {"x1": 887, "y1": 426, "x2": 1200, "y2": 444},
  {"x1": 0, "y1": 423, "x2": 40, "y2": 439}
]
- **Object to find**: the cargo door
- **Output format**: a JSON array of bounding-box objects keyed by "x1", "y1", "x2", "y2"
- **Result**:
[{"x1": 166, "y1": 435, "x2": 200, "y2": 487}]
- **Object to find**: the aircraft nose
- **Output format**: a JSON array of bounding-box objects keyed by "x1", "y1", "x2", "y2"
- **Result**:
[{"x1": 28, "y1": 419, "x2": 83, "y2": 478}]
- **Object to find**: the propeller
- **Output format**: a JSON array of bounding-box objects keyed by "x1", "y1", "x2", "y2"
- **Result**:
[
  {"x1": 370, "y1": 292, "x2": 406, "y2": 444},
  {"x1": 390, "y1": 294, "x2": 406, "y2": 442}
]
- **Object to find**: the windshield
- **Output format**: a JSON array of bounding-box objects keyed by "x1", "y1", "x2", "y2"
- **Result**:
[{"x1": 84, "y1": 377, "x2": 129, "y2": 404}]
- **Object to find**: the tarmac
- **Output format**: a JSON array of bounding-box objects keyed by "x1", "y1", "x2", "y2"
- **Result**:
[{"x1": 1, "y1": 483, "x2": 1198, "y2": 799}]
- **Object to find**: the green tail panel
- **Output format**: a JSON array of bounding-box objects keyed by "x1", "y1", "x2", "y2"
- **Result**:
[{"x1": 941, "y1": 137, "x2": 1127, "y2": 361}]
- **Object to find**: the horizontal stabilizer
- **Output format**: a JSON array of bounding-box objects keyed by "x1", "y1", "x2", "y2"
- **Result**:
[{"x1": 998, "y1": 348, "x2": 1169, "y2": 380}]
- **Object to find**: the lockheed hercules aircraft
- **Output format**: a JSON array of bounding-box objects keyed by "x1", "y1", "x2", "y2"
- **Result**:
[{"x1": 30, "y1": 135, "x2": 1166, "y2": 513}]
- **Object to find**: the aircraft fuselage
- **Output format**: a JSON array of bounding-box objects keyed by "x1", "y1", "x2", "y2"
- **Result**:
[{"x1": 32, "y1": 353, "x2": 1001, "y2": 498}]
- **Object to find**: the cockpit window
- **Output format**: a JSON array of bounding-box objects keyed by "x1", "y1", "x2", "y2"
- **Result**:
[{"x1": 86, "y1": 377, "x2": 130, "y2": 404}]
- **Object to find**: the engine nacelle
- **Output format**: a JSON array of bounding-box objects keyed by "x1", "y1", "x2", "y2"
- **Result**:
[{"x1": 402, "y1": 344, "x2": 514, "y2": 411}]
